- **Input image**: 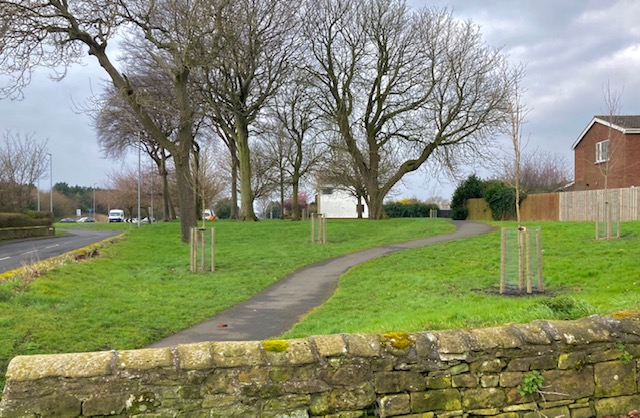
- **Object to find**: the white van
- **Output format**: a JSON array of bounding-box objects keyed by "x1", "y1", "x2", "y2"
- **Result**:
[{"x1": 108, "y1": 209, "x2": 125, "y2": 222}]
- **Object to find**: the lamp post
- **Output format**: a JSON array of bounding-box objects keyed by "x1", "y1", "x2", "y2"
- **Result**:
[
  {"x1": 137, "y1": 131, "x2": 141, "y2": 228},
  {"x1": 93, "y1": 183, "x2": 97, "y2": 219},
  {"x1": 47, "y1": 153, "x2": 53, "y2": 214}
]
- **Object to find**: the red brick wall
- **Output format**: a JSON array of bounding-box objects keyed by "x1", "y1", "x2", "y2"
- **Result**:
[{"x1": 573, "y1": 122, "x2": 640, "y2": 190}]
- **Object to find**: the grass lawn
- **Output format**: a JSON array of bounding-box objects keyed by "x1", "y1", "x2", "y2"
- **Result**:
[
  {"x1": 0, "y1": 217, "x2": 454, "y2": 390},
  {"x1": 282, "y1": 221, "x2": 640, "y2": 338}
]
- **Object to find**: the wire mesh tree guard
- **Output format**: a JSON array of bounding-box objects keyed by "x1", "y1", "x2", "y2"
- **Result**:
[
  {"x1": 311, "y1": 213, "x2": 327, "y2": 244},
  {"x1": 500, "y1": 226, "x2": 544, "y2": 295},
  {"x1": 190, "y1": 227, "x2": 215, "y2": 273}
]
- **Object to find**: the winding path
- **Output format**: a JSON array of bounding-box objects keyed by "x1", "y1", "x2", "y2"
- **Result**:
[{"x1": 148, "y1": 221, "x2": 492, "y2": 347}]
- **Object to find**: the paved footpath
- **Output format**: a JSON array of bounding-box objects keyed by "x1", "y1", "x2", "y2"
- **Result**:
[{"x1": 148, "y1": 221, "x2": 492, "y2": 347}]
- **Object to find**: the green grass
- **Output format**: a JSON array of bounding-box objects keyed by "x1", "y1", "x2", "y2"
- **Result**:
[
  {"x1": 0, "y1": 218, "x2": 453, "y2": 390},
  {"x1": 282, "y1": 221, "x2": 640, "y2": 338}
]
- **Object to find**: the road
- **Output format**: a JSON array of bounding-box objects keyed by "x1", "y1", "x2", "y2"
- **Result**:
[{"x1": 0, "y1": 229, "x2": 123, "y2": 274}]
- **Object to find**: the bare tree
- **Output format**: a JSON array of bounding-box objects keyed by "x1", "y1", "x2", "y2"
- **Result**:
[
  {"x1": 496, "y1": 150, "x2": 571, "y2": 194},
  {"x1": 92, "y1": 79, "x2": 179, "y2": 221},
  {"x1": 597, "y1": 82, "x2": 625, "y2": 239},
  {"x1": 303, "y1": 0, "x2": 513, "y2": 219},
  {"x1": 0, "y1": 0, "x2": 221, "y2": 241},
  {"x1": 262, "y1": 71, "x2": 326, "y2": 220},
  {"x1": 200, "y1": 0, "x2": 299, "y2": 221},
  {"x1": 0, "y1": 131, "x2": 49, "y2": 212}
]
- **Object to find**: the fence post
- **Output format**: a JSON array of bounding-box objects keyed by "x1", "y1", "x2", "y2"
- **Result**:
[
  {"x1": 536, "y1": 228, "x2": 543, "y2": 292},
  {"x1": 500, "y1": 227, "x2": 506, "y2": 294}
]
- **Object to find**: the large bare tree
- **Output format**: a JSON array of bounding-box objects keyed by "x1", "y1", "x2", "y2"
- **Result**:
[
  {"x1": 200, "y1": 0, "x2": 299, "y2": 220},
  {"x1": 262, "y1": 71, "x2": 326, "y2": 220},
  {"x1": 303, "y1": 0, "x2": 514, "y2": 218},
  {"x1": 0, "y1": 0, "x2": 220, "y2": 241}
]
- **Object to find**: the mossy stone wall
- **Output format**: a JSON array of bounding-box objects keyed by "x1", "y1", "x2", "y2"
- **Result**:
[{"x1": 1, "y1": 316, "x2": 640, "y2": 417}]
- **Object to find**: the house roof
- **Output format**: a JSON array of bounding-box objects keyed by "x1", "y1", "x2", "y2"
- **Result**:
[{"x1": 571, "y1": 115, "x2": 640, "y2": 150}]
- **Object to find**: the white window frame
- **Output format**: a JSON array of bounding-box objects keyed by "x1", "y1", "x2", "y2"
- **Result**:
[{"x1": 595, "y1": 140, "x2": 609, "y2": 163}]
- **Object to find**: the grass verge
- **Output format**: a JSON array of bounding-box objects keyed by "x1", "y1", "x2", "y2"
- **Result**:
[
  {"x1": 0, "y1": 218, "x2": 453, "y2": 390},
  {"x1": 282, "y1": 221, "x2": 640, "y2": 338}
]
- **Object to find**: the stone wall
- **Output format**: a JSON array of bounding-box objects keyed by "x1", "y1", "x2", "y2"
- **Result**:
[{"x1": 1, "y1": 315, "x2": 640, "y2": 417}]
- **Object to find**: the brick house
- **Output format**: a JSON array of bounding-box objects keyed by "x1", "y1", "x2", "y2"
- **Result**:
[{"x1": 571, "y1": 115, "x2": 640, "y2": 191}]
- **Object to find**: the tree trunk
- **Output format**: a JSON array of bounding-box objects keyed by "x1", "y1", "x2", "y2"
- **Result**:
[
  {"x1": 174, "y1": 151, "x2": 197, "y2": 242},
  {"x1": 230, "y1": 157, "x2": 239, "y2": 220},
  {"x1": 291, "y1": 177, "x2": 300, "y2": 221},
  {"x1": 236, "y1": 115, "x2": 256, "y2": 221},
  {"x1": 356, "y1": 195, "x2": 363, "y2": 219},
  {"x1": 160, "y1": 153, "x2": 173, "y2": 221}
]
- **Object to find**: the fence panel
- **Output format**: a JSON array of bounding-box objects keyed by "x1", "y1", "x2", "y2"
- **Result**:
[
  {"x1": 559, "y1": 187, "x2": 640, "y2": 221},
  {"x1": 520, "y1": 193, "x2": 559, "y2": 221}
]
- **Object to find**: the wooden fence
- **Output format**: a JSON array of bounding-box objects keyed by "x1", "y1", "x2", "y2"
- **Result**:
[{"x1": 466, "y1": 187, "x2": 640, "y2": 222}]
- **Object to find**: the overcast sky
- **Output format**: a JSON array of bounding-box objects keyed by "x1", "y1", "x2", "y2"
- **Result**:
[{"x1": 2, "y1": 0, "x2": 640, "y2": 201}]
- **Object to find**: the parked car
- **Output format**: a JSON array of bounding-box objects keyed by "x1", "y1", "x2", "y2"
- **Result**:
[
  {"x1": 77, "y1": 217, "x2": 95, "y2": 223},
  {"x1": 59, "y1": 218, "x2": 76, "y2": 223}
]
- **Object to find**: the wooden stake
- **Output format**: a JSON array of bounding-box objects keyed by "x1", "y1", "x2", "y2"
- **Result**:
[
  {"x1": 536, "y1": 228, "x2": 543, "y2": 292},
  {"x1": 525, "y1": 228, "x2": 531, "y2": 294},
  {"x1": 211, "y1": 227, "x2": 215, "y2": 272},
  {"x1": 500, "y1": 227, "x2": 506, "y2": 294}
]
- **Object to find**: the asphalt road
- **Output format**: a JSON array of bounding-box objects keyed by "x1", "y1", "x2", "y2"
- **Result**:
[{"x1": 0, "y1": 229, "x2": 123, "y2": 274}]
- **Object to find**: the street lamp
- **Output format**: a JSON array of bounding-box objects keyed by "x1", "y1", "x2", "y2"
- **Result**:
[
  {"x1": 93, "y1": 183, "x2": 97, "y2": 218},
  {"x1": 47, "y1": 153, "x2": 53, "y2": 214},
  {"x1": 137, "y1": 131, "x2": 141, "y2": 228}
]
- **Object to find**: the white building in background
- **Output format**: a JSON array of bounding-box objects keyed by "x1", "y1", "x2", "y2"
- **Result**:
[{"x1": 316, "y1": 186, "x2": 368, "y2": 218}]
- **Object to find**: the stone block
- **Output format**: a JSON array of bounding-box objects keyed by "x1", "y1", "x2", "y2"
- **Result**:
[
  {"x1": 470, "y1": 358, "x2": 507, "y2": 373},
  {"x1": 447, "y1": 363, "x2": 469, "y2": 375},
  {"x1": 544, "y1": 317, "x2": 613, "y2": 345},
  {"x1": 309, "y1": 382, "x2": 376, "y2": 415},
  {"x1": 211, "y1": 341, "x2": 265, "y2": 368},
  {"x1": 557, "y1": 352, "x2": 586, "y2": 370},
  {"x1": 263, "y1": 394, "x2": 311, "y2": 411},
  {"x1": 461, "y1": 388, "x2": 506, "y2": 410},
  {"x1": 570, "y1": 406, "x2": 595, "y2": 418},
  {"x1": 511, "y1": 322, "x2": 552, "y2": 345},
  {"x1": 595, "y1": 395, "x2": 640, "y2": 416},
  {"x1": 434, "y1": 330, "x2": 470, "y2": 359},
  {"x1": 374, "y1": 371, "x2": 426, "y2": 393},
  {"x1": 451, "y1": 373, "x2": 478, "y2": 388},
  {"x1": 265, "y1": 339, "x2": 316, "y2": 366},
  {"x1": 587, "y1": 347, "x2": 624, "y2": 363},
  {"x1": 410, "y1": 389, "x2": 461, "y2": 412},
  {"x1": 480, "y1": 374, "x2": 499, "y2": 388},
  {"x1": 413, "y1": 332, "x2": 439, "y2": 359},
  {"x1": 177, "y1": 342, "x2": 213, "y2": 370},
  {"x1": 1, "y1": 393, "x2": 81, "y2": 418},
  {"x1": 594, "y1": 360, "x2": 636, "y2": 397},
  {"x1": 118, "y1": 347, "x2": 173, "y2": 370},
  {"x1": 523, "y1": 406, "x2": 569, "y2": 418},
  {"x1": 6, "y1": 351, "x2": 114, "y2": 381},
  {"x1": 81, "y1": 392, "x2": 128, "y2": 416},
  {"x1": 345, "y1": 334, "x2": 381, "y2": 357},
  {"x1": 469, "y1": 326, "x2": 522, "y2": 351},
  {"x1": 541, "y1": 367, "x2": 595, "y2": 401},
  {"x1": 466, "y1": 408, "x2": 501, "y2": 416},
  {"x1": 425, "y1": 375, "x2": 451, "y2": 389},
  {"x1": 318, "y1": 361, "x2": 371, "y2": 387},
  {"x1": 503, "y1": 402, "x2": 538, "y2": 412},
  {"x1": 499, "y1": 371, "x2": 523, "y2": 387},
  {"x1": 378, "y1": 394, "x2": 411, "y2": 417},
  {"x1": 313, "y1": 334, "x2": 347, "y2": 357}
]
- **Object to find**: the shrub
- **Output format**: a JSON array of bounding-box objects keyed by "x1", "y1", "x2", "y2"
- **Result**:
[
  {"x1": 383, "y1": 200, "x2": 438, "y2": 218},
  {"x1": 450, "y1": 175, "x2": 485, "y2": 220},
  {"x1": 484, "y1": 181, "x2": 522, "y2": 221}
]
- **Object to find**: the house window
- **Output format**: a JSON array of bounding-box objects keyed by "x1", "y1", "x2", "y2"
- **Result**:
[
  {"x1": 595, "y1": 140, "x2": 609, "y2": 163},
  {"x1": 321, "y1": 187, "x2": 333, "y2": 195}
]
